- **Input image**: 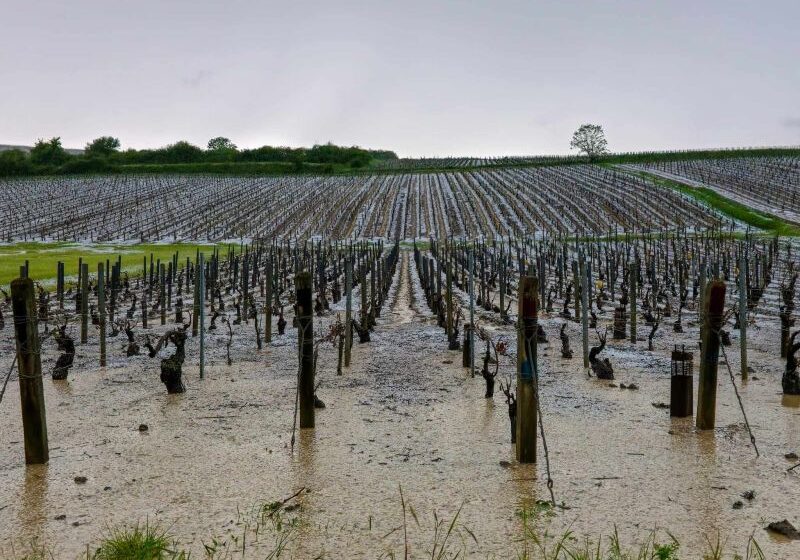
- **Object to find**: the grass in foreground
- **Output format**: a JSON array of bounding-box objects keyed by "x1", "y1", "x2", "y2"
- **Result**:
[
  {"x1": 5, "y1": 503, "x2": 770, "y2": 560},
  {"x1": 91, "y1": 522, "x2": 184, "y2": 560}
]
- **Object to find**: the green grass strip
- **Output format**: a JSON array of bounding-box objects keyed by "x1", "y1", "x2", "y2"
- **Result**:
[
  {"x1": 0, "y1": 242, "x2": 219, "y2": 288},
  {"x1": 617, "y1": 166, "x2": 800, "y2": 237}
]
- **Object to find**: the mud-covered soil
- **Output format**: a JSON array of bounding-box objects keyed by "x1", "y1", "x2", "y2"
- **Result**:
[{"x1": 1, "y1": 251, "x2": 799, "y2": 558}]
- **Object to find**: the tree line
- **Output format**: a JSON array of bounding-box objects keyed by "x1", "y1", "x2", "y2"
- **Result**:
[{"x1": 0, "y1": 136, "x2": 399, "y2": 177}]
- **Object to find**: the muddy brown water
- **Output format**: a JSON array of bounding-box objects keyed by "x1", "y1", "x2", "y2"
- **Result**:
[{"x1": 1, "y1": 251, "x2": 800, "y2": 558}]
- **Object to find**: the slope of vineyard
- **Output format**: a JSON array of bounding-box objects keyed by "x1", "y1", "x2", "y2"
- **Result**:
[
  {"x1": 0, "y1": 165, "x2": 724, "y2": 242},
  {"x1": 633, "y1": 157, "x2": 800, "y2": 224}
]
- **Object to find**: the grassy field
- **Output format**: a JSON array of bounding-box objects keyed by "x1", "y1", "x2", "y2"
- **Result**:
[{"x1": 0, "y1": 242, "x2": 219, "y2": 288}]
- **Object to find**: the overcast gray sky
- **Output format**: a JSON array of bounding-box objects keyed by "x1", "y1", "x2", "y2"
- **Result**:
[{"x1": 1, "y1": 0, "x2": 798, "y2": 157}]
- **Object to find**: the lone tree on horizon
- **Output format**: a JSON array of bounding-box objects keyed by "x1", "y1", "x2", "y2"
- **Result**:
[
  {"x1": 570, "y1": 124, "x2": 608, "y2": 161},
  {"x1": 85, "y1": 136, "x2": 120, "y2": 157},
  {"x1": 207, "y1": 137, "x2": 237, "y2": 151}
]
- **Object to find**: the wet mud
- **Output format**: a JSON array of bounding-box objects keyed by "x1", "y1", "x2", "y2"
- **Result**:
[{"x1": 1, "y1": 251, "x2": 799, "y2": 558}]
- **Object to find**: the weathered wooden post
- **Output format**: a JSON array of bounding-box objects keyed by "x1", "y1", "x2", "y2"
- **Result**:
[
  {"x1": 430, "y1": 256, "x2": 439, "y2": 312},
  {"x1": 629, "y1": 261, "x2": 637, "y2": 344},
  {"x1": 80, "y1": 262, "x2": 89, "y2": 344},
  {"x1": 264, "y1": 257, "x2": 273, "y2": 344},
  {"x1": 199, "y1": 253, "x2": 205, "y2": 379},
  {"x1": 141, "y1": 293, "x2": 148, "y2": 329},
  {"x1": 98, "y1": 263, "x2": 107, "y2": 367},
  {"x1": 160, "y1": 264, "x2": 166, "y2": 326},
  {"x1": 539, "y1": 253, "x2": 547, "y2": 308},
  {"x1": 739, "y1": 251, "x2": 748, "y2": 380},
  {"x1": 586, "y1": 259, "x2": 593, "y2": 311},
  {"x1": 296, "y1": 272, "x2": 315, "y2": 428},
  {"x1": 469, "y1": 245, "x2": 475, "y2": 377},
  {"x1": 435, "y1": 255, "x2": 442, "y2": 308},
  {"x1": 516, "y1": 276, "x2": 538, "y2": 463},
  {"x1": 57, "y1": 261, "x2": 64, "y2": 309},
  {"x1": 446, "y1": 257, "x2": 457, "y2": 349},
  {"x1": 110, "y1": 261, "x2": 119, "y2": 324},
  {"x1": 696, "y1": 279, "x2": 726, "y2": 430},
  {"x1": 370, "y1": 259, "x2": 377, "y2": 318},
  {"x1": 499, "y1": 251, "x2": 507, "y2": 320},
  {"x1": 192, "y1": 262, "x2": 199, "y2": 337},
  {"x1": 360, "y1": 265, "x2": 368, "y2": 328},
  {"x1": 580, "y1": 255, "x2": 589, "y2": 368},
  {"x1": 167, "y1": 262, "x2": 173, "y2": 310},
  {"x1": 11, "y1": 277, "x2": 48, "y2": 464},
  {"x1": 242, "y1": 259, "x2": 250, "y2": 325},
  {"x1": 185, "y1": 256, "x2": 191, "y2": 294},
  {"x1": 76, "y1": 257, "x2": 83, "y2": 313},
  {"x1": 698, "y1": 261, "x2": 707, "y2": 322},
  {"x1": 344, "y1": 257, "x2": 353, "y2": 367},
  {"x1": 572, "y1": 260, "x2": 580, "y2": 321}
]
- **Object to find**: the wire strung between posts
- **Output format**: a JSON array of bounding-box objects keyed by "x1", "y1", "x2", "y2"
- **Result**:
[
  {"x1": 290, "y1": 323, "x2": 303, "y2": 453},
  {"x1": 0, "y1": 355, "x2": 18, "y2": 406},
  {"x1": 525, "y1": 334, "x2": 556, "y2": 507},
  {"x1": 0, "y1": 317, "x2": 61, "y2": 402},
  {"x1": 716, "y1": 328, "x2": 759, "y2": 457}
]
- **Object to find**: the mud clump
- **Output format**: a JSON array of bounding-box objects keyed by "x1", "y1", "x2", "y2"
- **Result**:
[{"x1": 765, "y1": 519, "x2": 800, "y2": 539}]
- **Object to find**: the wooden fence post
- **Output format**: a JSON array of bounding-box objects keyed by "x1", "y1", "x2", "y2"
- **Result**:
[
  {"x1": 11, "y1": 277, "x2": 48, "y2": 464},
  {"x1": 629, "y1": 261, "x2": 637, "y2": 344},
  {"x1": 192, "y1": 262, "x2": 199, "y2": 337},
  {"x1": 360, "y1": 265, "x2": 368, "y2": 328},
  {"x1": 516, "y1": 276, "x2": 538, "y2": 463},
  {"x1": 80, "y1": 262, "x2": 89, "y2": 344},
  {"x1": 160, "y1": 264, "x2": 166, "y2": 326},
  {"x1": 469, "y1": 246, "x2": 475, "y2": 377},
  {"x1": 697, "y1": 279, "x2": 726, "y2": 430},
  {"x1": 296, "y1": 272, "x2": 314, "y2": 428},
  {"x1": 739, "y1": 251, "x2": 748, "y2": 380},
  {"x1": 57, "y1": 261, "x2": 64, "y2": 310},
  {"x1": 580, "y1": 254, "x2": 589, "y2": 368},
  {"x1": 199, "y1": 253, "x2": 205, "y2": 379},
  {"x1": 446, "y1": 256, "x2": 456, "y2": 349},
  {"x1": 76, "y1": 257, "x2": 83, "y2": 313},
  {"x1": 98, "y1": 263, "x2": 107, "y2": 367},
  {"x1": 371, "y1": 259, "x2": 378, "y2": 318},
  {"x1": 167, "y1": 262, "x2": 173, "y2": 310},
  {"x1": 698, "y1": 261, "x2": 707, "y2": 325},
  {"x1": 264, "y1": 257, "x2": 272, "y2": 344},
  {"x1": 499, "y1": 251, "x2": 507, "y2": 320},
  {"x1": 572, "y1": 260, "x2": 580, "y2": 321},
  {"x1": 345, "y1": 258, "x2": 353, "y2": 367}
]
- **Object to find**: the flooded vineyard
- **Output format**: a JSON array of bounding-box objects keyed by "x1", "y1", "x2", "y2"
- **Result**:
[
  {"x1": 2, "y1": 0, "x2": 797, "y2": 551},
  {"x1": 1, "y1": 227, "x2": 799, "y2": 559}
]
